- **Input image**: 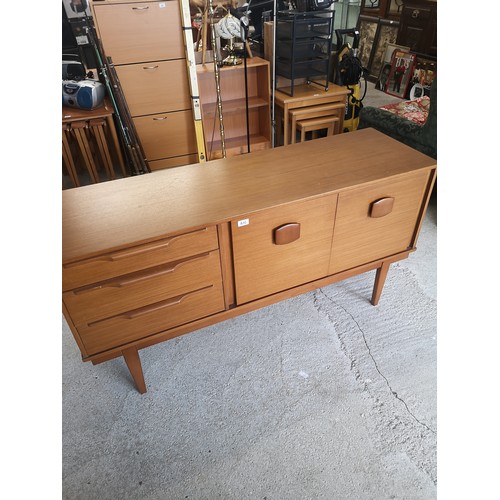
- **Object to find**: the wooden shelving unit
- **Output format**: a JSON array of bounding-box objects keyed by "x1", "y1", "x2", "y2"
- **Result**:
[{"x1": 197, "y1": 57, "x2": 271, "y2": 160}]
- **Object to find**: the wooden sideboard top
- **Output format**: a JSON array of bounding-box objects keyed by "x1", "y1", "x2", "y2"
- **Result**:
[{"x1": 62, "y1": 128, "x2": 436, "y2": 263}]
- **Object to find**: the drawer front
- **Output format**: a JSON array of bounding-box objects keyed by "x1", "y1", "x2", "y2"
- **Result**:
[
  {"x1": 64, "y1": 250, "x2": 222, "y2": 327},
  {"x1": 402, "y1": 5, "x2": 432, "y2": 26},
  {"x1": 63, "y1": 226, "x2": 218, "y2": 291},
  {"x1": 93, "y1": 1, "x2": 184, "y2": 65},
  {"x1": 115, "y1": 60, "x2": 191, "y2": 116},
  {"x1": 329, "y1": 170, "x2": 430, "y2": 274},
  {"x1": 133, "y1": 110, "x2": 197, "y2": 161},
  {"x1": 231, "y1": 194, "x2": 337, "y2": 304},
  {"x1": 148, "y1": 154, "x2": 199, "y2": 171},
  {"x1": 77, "y1": 282, "x2": 225, "y2": 355}
]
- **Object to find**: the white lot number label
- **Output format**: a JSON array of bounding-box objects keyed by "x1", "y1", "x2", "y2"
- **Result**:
[{"x1": 237, "y1": 219, "x2": 249, "y2": 228}]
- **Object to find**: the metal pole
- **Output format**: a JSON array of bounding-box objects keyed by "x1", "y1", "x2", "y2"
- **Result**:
[
  {"x1": 209, "y1": 0, "x2": 226, "y2": 158},
  {"x1": 271, "y1": 0, "x2": 277, "y2": 148}
]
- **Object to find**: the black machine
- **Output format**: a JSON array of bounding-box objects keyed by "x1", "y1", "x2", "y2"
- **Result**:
[{"x1": 331, "y1": 28, "x2": 368, "y2": 132}]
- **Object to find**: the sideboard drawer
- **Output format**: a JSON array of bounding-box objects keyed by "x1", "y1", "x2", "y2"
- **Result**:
[
  {"x1": 114, "y1": 59, "x2": 191, "y2": 116},
  {"x1": 77, "y1": 282, "x2": 225, "y2": 355},
  {"x1": 329, "y1": 170, "x2": 431, "y2": 274},
  {"x1": 64, "y1": 250, "x2": 222, "y2": 327},
  {"x1": 63, "y1": 226, "x2": 218, "y2": 291},
  {"x1": 133, "y1": 110, "x2": 198, "y2": 161},
  {"x1": 148, "y1": 154, "x2": 199, "y2": 171},
  {"x1": 93, "y1": 1, "x2": 184, "y2": 65},
  {"x1": 231, "y1": 194, "x2": 337, "y2": 304}
]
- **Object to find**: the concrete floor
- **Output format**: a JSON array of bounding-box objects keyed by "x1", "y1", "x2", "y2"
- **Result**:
[{"x1": 62, "y1": 194, "x2": 437, "y2": 499}]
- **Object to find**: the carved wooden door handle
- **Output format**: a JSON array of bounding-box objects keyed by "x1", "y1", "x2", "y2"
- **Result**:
[
  {"x1": 273, "y1": 223, "x2": 301, "y2": 245},
  {"x1": 370, "y1": 197, "x2": 395, "y2": 218}
]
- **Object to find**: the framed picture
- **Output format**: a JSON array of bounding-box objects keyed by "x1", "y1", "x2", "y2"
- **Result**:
[
  {"x1": 375, "y1": 43, "x2": 409, "y2": 91},
  {"x1": 368, "y1": 19, "x2": 400, "y2": 81},
  {"x1": 357, "y1": 15, "x2": 380, "y2": 73},
  {"x1": 385, "y1": 50, "x2": 416, "y2": 98}
]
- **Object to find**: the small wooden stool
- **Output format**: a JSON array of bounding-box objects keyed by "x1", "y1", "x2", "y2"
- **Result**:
[{"x1": 296, "y1": 116, "x2": 340, "y2": 143}]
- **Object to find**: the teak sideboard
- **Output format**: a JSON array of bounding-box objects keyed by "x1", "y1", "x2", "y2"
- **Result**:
[{"x1": 62, "y1": 128, "x2": 437, "y2": 394}]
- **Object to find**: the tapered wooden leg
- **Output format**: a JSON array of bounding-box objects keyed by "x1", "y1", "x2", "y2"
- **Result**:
[
  {"x1": 122, "y1": 347, "x2": 147, "y2": 394},
  {"x1": 371, "y1": 261, "x2": 390, "y2": 306}
]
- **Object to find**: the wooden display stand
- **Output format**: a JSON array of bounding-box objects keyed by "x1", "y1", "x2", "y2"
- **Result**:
[{"x1": 63, "y1": 128, "x2": 436, "y2": 394}]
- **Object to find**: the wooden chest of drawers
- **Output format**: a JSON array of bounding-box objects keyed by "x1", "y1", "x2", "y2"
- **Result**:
[
  {"x1": 91, "y1": 0, "x2": 199, "y2": 170},
  {"x1": 63, "y1": 227, "x2": 223, "y2": 355},
  {"x1": 63, "y1": 128, "x2": 436, "y2": 394}
]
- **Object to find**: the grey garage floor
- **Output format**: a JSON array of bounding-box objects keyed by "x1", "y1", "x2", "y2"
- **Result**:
[{"x1": 62, "y1": 193, "x2": 437, "y2": 500}]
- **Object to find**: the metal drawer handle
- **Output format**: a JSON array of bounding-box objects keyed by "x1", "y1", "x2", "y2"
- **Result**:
[
  {"x1": 132, "y1": 6, "x2": 149, "y2": 10},
  {"x1": 411, "y1": 9, "x2": 420, "y2": 18},
  {"x1": 143, "y1": 65, "x2": 159, "y2": 70},
  {"x1": 153, "y1": 116, "x2": 167, "y2": 120}
]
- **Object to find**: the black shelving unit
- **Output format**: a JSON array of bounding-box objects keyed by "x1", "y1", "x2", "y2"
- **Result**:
[{"x1": 275, "y1": 9, "x2": 335, "y2": 96}]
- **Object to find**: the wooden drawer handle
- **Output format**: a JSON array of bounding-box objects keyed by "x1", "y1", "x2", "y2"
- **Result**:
[
  {"x1": 123, "y1": 286, "x2": 212, "y2": 319},
  {"x1": 87, "y1": 286, "x2": 213, "y2": 326},
  {"x1": 73, "y1": 253, "x2": 211, "y2": 294},
  {"x1": 370, "y1": 197, "x2": 395, "y2": 218},
  {"x1": 63, "y1": 228, "x2": 211, "y2": 268},
  {"x1": 125, "y1": 294, "x2": 191, "y2": 319},
  {"x1": 109, "y1": 228, "x2": 208, "y2": 261},
  {"x1": 153, "y1": 116, "x2": 167, "y2": 121},
  {"x1": 273, "y1": 223, "x2": 301, "y2": 245}
]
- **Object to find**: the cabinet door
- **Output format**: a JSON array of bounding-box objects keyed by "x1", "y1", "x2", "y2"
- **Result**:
[
  {"x1": 93, "y1": 1, "x2": 184, "y2": 64},
  {"x1": 114, "y1": 59, "x2": 191, "y2": 116},
  {"x1": 231, "y1": 194, "x2": 337, "y2": 304},
  {"x1": 329, "y1": 170, "x2": 431, "y2": 274},
  {"x1": 396, "y1": 2, "x2": 435, "y2": 55},
  {"x1": 133, "y1": 110, "x2": 197, "y2": 161}
]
